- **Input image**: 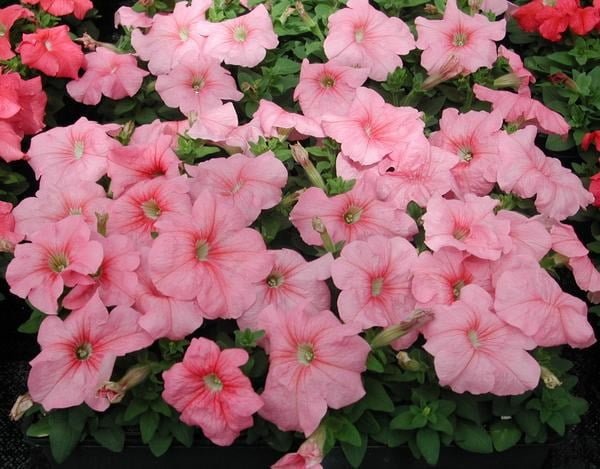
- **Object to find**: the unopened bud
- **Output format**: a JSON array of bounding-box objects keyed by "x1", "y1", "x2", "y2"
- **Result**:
[
  {"x1": 117, "y1": 121, "x2": 136, "y2": 145},
  {"x1": 493, "y1": 73, "x2": 522, "y2": 91},
  {"x1": 423, "y1": 4, "x2": 439, "y2": 14},
  {"x1": 96, "y1": 212, "x2": 109, "y2": 237},
  {"x1": 312, "y1": 217, "x2": 337, "y2": 254},
  {"x1": 396, "y1": 351, "x2": 422, "y2": 371},
  {"x1": 76, "y1": 33, "x2": 120, "y2": 52},
  {"x1": 548, "y1": 72, "x2": 578, "y2": 91},
  {"x1": 371, "y1": 309, "x2": 433, "y2": 349},
  {"x1": 0, "y1": 239, "x2": 15, "y2": 253},
  {"x1": 291, "y1": 143, "x2": 327, "y2": 191},
  {"x1": 97, "y1": 364, "x2": 151, "y2": 405},
  {"x1": 10, "y1": 393, "x2": 34, "y2": 421},
  {"x1": 541, "y1": 366, "x2": 562, "y2": 389},
  {"x1": 422, "y1": 56, "x2": 460, "y2": 90}
]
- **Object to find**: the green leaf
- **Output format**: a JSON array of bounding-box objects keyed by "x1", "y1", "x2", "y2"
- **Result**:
[
  {"x1": 150, "y1": 399, "x2": 172, "y2": 417},
  {"x1": 390, "y1": 410, "x2": 428, "y2": 430},
  {"x1": 429, "y1": 415, "x2": 454, "y2": 435},
  {"x1": 148, "y1": 433, "x2": 173, "y2": 457},
  {"x1": 48, "y1": 409, "x2": 88, "y2": 464},
  {"x1": 545, "y1": 134, "x2": 574, "y2": 152},
  {"x1": 124, "y1": 399, "x2": 149, "y2": 421},
  {"x1": 26, "y1": 418, "x2": 51, "y2": 437},
  {"x1": 490, "y1": 421, "x2": 522, "y2": 452},
  {"x1": 341, "y1": 434, "x2": 368, "y2": 468},
  {"x1": 416, "y1": 427, "x2": 440, "y2": 465},
  {"x1": 18, "y1": 308, "x2": 46, "y2": 334},
  {"x1": 335, "y1": 419, "x2": 362, "y2": 447},
  {"x1": 454, "y1": 421, "x2": 493, "y2": 454},
  {"x1": 547, "y1": 413, "x2": 566, "y2": 436},
  {"x1": 362, "y1": 379, "x2": 394, "y2": 413},
  {"x1": 272, "y1": 57, "x2": 300, "y2": 75},
  {"x1": 170, "y1": 420, "x2": 194, "y2": 447},
  {"x1": 140, "y1": 411, "x2": 160, "y2": 443},
  {"x1": 91, "y1": 427, "x2": 125, "y2": 452},
  {"x1": 366, "y1": 354, "x2": 385, "y2": 373},
  {"x1": 515, "y1": 409, "x2": 542, "y2": 437}
]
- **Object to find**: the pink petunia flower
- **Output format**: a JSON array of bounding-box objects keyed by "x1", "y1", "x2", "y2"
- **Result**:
[
  {"x1": 6, "y1": 217, "x2": 103, "y2": 314},
  {"x1": 17, "y1": 25, "x2": 84, "y2": 80},
  {"x1": 423, "y1": 285, "x2": 540, "y2": 395},
  {"x1": 423, "y1": 194, "x2": 511, "y2": 260},
  {"x1": 331, "y1": 236, "x2": 418, "y2": 330},
  {"x1": 496, "y1": 45, "x2": 535, "y2": 93},
  {"x1": 21, "y1": 0, "x2": 92, "y2": 19},
  {"x1": 67, "y1": 47, "x2": 149, "y2": 106},
  {"x1": 415, "y1": 0, "x2": 506, "y2": 76},
  {"x1": 249, "y1": 100, "x2": 325, "y2": 141},
  {"x1": 149, "y1": 191, "x2": 271, "y2": 319},
  {"x1": 272, "y1": 438, "x2": 324, "y2": 469},
  {"x1": 237, "y1": 250, "x2": 333, "y2": 332},
  {"x1": 107, "y1": 135, "x2": 181, "y2": 198},
  {"x1": 496, "y1": 210, "x2": 552, "y2": 261},
  {"x1": 259, "y1": 304, "x2": 370, "y2": 435},
  {"x1": 293, "y1": 60, "x2": 368, "y2": 122},
  {"x1": 290, "y1": 176, "x2": 417, "y2": 247},
  {"x1": 0, "y1": 5, "x2": 34, "y2": 60},
  {"x1": 114, "y1": 6, "x2": 153, "y2": 29},
  {"x1": 322, "y1": 87, "x2": 424, "y2": 165},
  {"x1": 135, "y1": 247, "x2": 205, "y2": 340},
  {"x1": 323, "y1": 0, "x2": 415, "y2": 81},
  {"x1": 200, "y1": 5, "x2": 278, "y2": 68},
  {"x1": 495, "y1": 265, "x2": 596, "y2": 348},
  {"x1": 12, "y1": 180, "x2": 109, "y2": 239},
  {"x1": 429, "y1": 108, "x2": 503, "y2": 197},
  {"x1": 27, "y1": 293, "x2": 152, "y2": 411},
  {"x1": 155, "y1": 52, "x2": 243, "y2": 116},
  {"x1": 0, "y1": 72, "x2": 46, "y2": 137},
  {"x1": 27, "y1": 117, "x2": 119, "y2": 184},
  {"x1": 162, "y1": 338, "x2": 263, "y2": 445},
  {"x1": 131, "y1": 0, "x2": 211, "y2": 75},
  {"x1": 187, "y1": 152, "x2": 287, "y2": 225},
  {"x1": 187, "y1": 102, "x2": 239, "y2": 142},
  {"x1": 411, "y1": 247, "x2": 492, "y2": 308},
  {"x1": 108, "y1": 177, "x2": 192, "y2": 244},
  {"x1": 62, "y1": 234, "x2": 140, "y2": 310},
  {"x1": 0, "y1": 201, "x2": 23, "y2": 252},
  {"x1": 496, "y1": 126, "x2": 593, "y2": 220},
  {"x1": 473, "y1": 84, "x2": 570, "y2": 136},
  {"x1": 0, "y1": 121, "x2": 24, "y2": 163}
]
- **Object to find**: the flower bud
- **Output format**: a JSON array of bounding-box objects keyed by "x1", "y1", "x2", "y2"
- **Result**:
[
  {"x1": 10, "y1": 393, "x2": 34, "y2": 421},
  {"x1": 548, "y1": 72, "x2": 578, "y2": 91},
  {"x1": 371, "y1": 309, "x2": 433, "y2": 349},
  {"x1": 540, "y1": 366, "x2": 562, "y2": 389},
  {"x1": 493, "y1": 73, "x2": 522, "y2": 90},
  {"x1": 96, "y1": 212, "x2": 109, "y2": 236},
  {"x1": 291, "y1": 143, "x2": 327, "y2": 191},
  {"x1": 422, "y1": 56, "x2": 460, "y2": 90},
  {"x1": 97, "y1": 364, "x2": 151, "y2": 404},
  {"x1": 396, "y1": 351, "x2": 422, "y2": 372},
  {"x1": 312, "y1": 217, "x2": 337, "y2": 254}
]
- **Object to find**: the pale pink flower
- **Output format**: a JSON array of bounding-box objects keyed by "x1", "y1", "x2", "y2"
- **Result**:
[
  {"x1": 201, "y1": 5, "x2": 278, "y2": 68},
  {"x1": 135, "y1": 248, "x2": 205, "y2": 340},
  {"x1": 429, "y1": 108, "x2": 503, "y2": 197},
  {"x1": 67, "y1": 48, "x2": 149, "y2": 106},
  {"x1": 473, "y1": 84, "x2": 570, "y2": 136},
  {"x1": 496, "y1": 127, "x2": 593, "y2": 220},
  {"x1": 130, "y1": 119, "x2": 188, "y2": 147},
  {"x1": 423, "y1": 285, "x2": 540, "y2": 395},
  {"x1": 332, "y1": 236, "x2": 418, "y2": 330},
  {"x1": 259, "y1": 304, "x2": 370, "y2": 435},
  {"x1": 0, "y1": 201, "x2": 23, "y2": 252},
  {"x1": 28, "y1": 293, "x2": 152, "y2": 411},
  {"x1": 62, "y1": 234, "x2": 140, "y2": 310},
  {"x1": 27, "y1": 117, "x2": 119, "y2": 184},
  {"x1": 162, "y1": 338, "x2": 263, "y2": 445},
  {"x1": 322, "y1": 87, "x2": 423, "y2": 165},
  {"x1": 293, "y1": 60, "x2": 368, "y2": 122},
  {"x1": 0, "y1": 121, "x2": 24, "y2": 163},
  {"x1": 495, "y1": 265, "x2": 596, "y2": 348},
  {"x1": 0, "y1": 5, "x2": 34, "y2": 60},
  {"x1": 131, "y1": 0, "x2": 211, "y2": 75},
  {"x1": 155, "y1": 52, "x2": 242, "y2": 116},
  {"x1": 272, "y1": 439, "x2": 323, "y2": 469},
  {"x1": 323, "y1": 0, "x2": 415, "y2": 81},
  {"x1": 107, "y1": 136, "x2": 181, "y2": 198},
  {"x1": 6, "y1": 217, "x2": 103, "y2": 314},
  {"x1": 114, "y1": 6, "x2": 153, "y2": 28},
  {"x1": 497, "y1": 45, "x2": 535, "y2": 93},
  {"x1": 496, "y1": 210, "x2": 552, "y2": 260},
  {"x1": 290, "y1": 176, "x2": 417, "y2": 247},
  {"x1": 237, "y1": 251, "x2": 333, "y2": 331},
  {"x1": 187, "y1": 102, "x2": 239, "y2": 142},
  {"x1": 0, "y1": 73, "x2": 46, "y2": 137},
  {"x1": 108, "y1": 177, "x2": 192, "y2": 244},
  {"x1": 475, "y1": 0, "x2": 509, "y2": 14},
  {"x1": 149, "y1": 191, "x2": 271, "y2": 319},
  {"x1": 411, "y1": 247, "x2": 492, "y2": 307},
  {"x1": 415, "y1": 0, "x2": 505, "y2": 75},
  {"x1": 187, "y1": 152, "x2": 287, "y2": 225},
  {"x1": 21, "y1": 0, "x2": 92, "y2": 19},
  {"x1": 17, "y1": 25, "x2": 84, "y2": 80},
  {"x1": 423, "y1": 194, "x2": 511, "y2": 260},
  {"x1": 13, "y1": 181, "x2": 109, "y2": 239},
  {"x1": 249, "y1": 100, "x2": 325, "y2": 140}
]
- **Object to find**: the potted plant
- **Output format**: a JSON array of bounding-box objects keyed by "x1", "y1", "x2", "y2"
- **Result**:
[{"x1": 1, "y1": 0, "x2": 599, "y2": 467}]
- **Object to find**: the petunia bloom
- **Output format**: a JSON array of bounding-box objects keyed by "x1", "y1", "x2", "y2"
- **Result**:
[
  {"x1": 6, "y1": 217, "x2": 103, "y2": 314},
  {"x1": 423, "y1": 285, "x2": 540, "y2": 395},
  {"x1": 162, "y1": 338, "x2": 263, "y2": 445},
  {"x1": 67, "y1": 47, "x2": 149, "y2": 105},
  {"x1": 28, "y1": 293, "x2": 152, "y2": 411},
  {"x1": 259, "y1": 304, "x2": 370, "y2": 435},
  {"x1": 415, "y1": 0, "x2": 506, "y2": 76},
  {"x1": 332, "y1": 236, "x2": 418, "y2": 331},
  {"x1": 323, "y1": 0, "x2": 415, "y2": 81},
  {"x1": 0, "y1": 201, "x2": 23, "y2": 252},
  {"x1": 17, "y1": 25, "x2": 84, "y2": 80},
  {"x1": 187, "y1": 152, "x2": 287, "y2": 225},
  {"x1": 200, "y1": 5, "x2": 278, "y2": 68},
  {"x1": 21, "y1": 0, "x2": 93, "y2": 19},
  {"x1": 0, "y1": 5, "x2": 34, "y2": 60}
]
